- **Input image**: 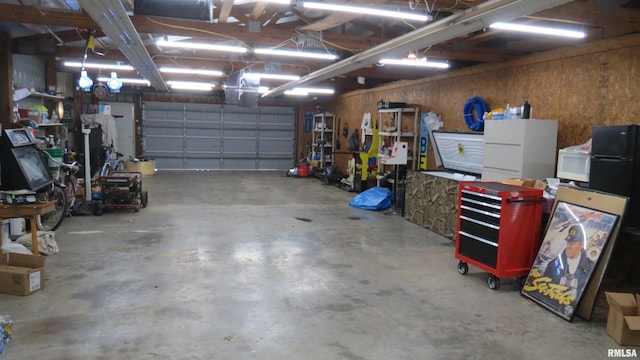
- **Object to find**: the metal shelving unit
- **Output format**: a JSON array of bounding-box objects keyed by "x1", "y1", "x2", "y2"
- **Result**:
[{"x1": 310, "y1": 113, "x2": 335, "y2": 173}]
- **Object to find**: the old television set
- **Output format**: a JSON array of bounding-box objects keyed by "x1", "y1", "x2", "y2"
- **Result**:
[{"x1": 0, "y1": 128, "x2": 53, "y2": 192}]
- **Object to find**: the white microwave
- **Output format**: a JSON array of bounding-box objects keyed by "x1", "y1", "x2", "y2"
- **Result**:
[{"x1": 556, "y1": 149, "x2": 590, "y2": 182}]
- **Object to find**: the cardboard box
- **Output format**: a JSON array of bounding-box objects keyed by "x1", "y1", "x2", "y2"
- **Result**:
[
  {"x1": 28, "y1": 111, "x2": 44, "y2": 124},
  {"x1": 605, "y1": 292, "x2": 640, "y2": 345},
  {"x1": 125, "y1": 160, "x2": 155, "y2": 176},
  {"x1": 311, "y1": 160, "x2": 320, "y2": 168},
  {"x1": 0, "y1": 253, "x2": 45, "y2": 296},
  {"x1": 501, "y1": 177, "x2": 547, "y2": 190}
]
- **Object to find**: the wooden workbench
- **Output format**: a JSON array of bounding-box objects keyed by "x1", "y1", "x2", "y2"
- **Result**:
[{"x1": 0, "y1": 201, "x2": 55, "y2": 255}]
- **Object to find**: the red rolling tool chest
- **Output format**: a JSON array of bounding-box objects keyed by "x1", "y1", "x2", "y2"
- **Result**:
[{"x1": 455, "y1": 182, "x2": 545, "y2": 290}]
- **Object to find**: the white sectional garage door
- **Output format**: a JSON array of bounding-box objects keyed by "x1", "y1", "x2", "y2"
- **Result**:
[{"x1": 142, "y1": 101, "x2": 295, "y2": 170}]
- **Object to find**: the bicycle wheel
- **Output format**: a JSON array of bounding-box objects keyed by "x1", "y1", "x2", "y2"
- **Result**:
[
  {"x1": 36, "y1": 183, "x2": 68, "y2": 231},
  {"x1": 66, "y1": 177, "x2": 77, "y2": 210}
]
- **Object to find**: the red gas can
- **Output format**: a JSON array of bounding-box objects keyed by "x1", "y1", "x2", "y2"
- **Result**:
[{"x1": 297, "y1": 163, "x2": 309, "y2": 177}]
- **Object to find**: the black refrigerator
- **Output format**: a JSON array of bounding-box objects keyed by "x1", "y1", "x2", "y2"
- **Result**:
[{"x1": 589, "y1": 125, "x2": 640, "y2": 228}]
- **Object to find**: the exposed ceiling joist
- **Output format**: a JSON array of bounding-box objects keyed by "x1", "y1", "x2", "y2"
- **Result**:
[
  {"x1": 262, "y1": 0, "x2": 575, "y2": 98},
  {"x1": 218, "y1": 0, "x2": 235, "y2": 24},
  {"x1": 0, "y1": 0, "x2": 632, "y2": 99}
]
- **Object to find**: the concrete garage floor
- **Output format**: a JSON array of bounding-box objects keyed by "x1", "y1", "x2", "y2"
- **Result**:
[{"x1": 0, "y1": 171, "x2": 633, "y2": 359}]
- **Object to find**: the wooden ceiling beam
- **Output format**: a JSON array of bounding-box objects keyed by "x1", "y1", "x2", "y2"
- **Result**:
[
  {"x1": 133, "y1": 17, "x2": 385, "y2": 51},
  {"x1": 0, "y1": 4, "x2": 95, "y2": 29},
  {"x1": 0, "y1": 4, "x2": 384, "y2": 51},
  {"x1": 251, "y1": 1, "x2": 269, "y2": 21},
  {"x1": 217, "y1": 0, "x2": 235, "y2": 24}
]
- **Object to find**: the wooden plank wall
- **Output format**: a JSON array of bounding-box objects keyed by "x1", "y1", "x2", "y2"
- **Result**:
[{"x1": 300, "y1": 33, "x2": 640, "y2": 172}]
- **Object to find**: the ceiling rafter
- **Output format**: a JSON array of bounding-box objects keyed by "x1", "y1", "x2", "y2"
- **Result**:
[
  {"x1": 1, "y1": 0, "x2": 636, "y2": 98},
  {"x1": 250, "y1": 1, "x2": 269, "y2": 21},
  {"x1": 268, "y1": 10, "x2": 289, "y2": 27},
  {"x1": 217, "y1": 0, "x2": 235, "y2": 24},
  {"x1": 0, "y1": 4, "x2": 385, "y2": 51},
  {"x1": 258, "y1": 8, "x2": 283, "y2": 27}
]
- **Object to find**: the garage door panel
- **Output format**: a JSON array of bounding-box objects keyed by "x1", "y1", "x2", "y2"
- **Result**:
[
  {"x1": 145, "y1": 127, "x2": 184, "y2": 136},
  {"x1": 144, "y1": 101, "x2": 185, "y2": 111},
  {"x1": 185, "y1": 112, "x2": 221, "y2": 122},
  {"x1": 224, "y1": 112, "x2": 256, "y2": 122},
  {"x1": 152, "y1": 157, "x2": 184, "y2": 170},
  {"x1": 145, "y1": 109, "x2": 184, "y2": 120},
  {"x1": 258, "y1": 139, "x2": 291, "y2": 152},
  {"x1": 143, "y1": 102, "x2": 293, "y2": 170},
  {"x1": 146, "y1": 109, "x2": 184, "y2": 121},
  {"x1": 145, "y1": 136, "x2": 184, "y2": 151},
  {"x1": 186, "y1": 138, "x2": 221, "y2": 152},
  {"x1": 224, "y1": 138, "x2": 257, "y2": 153},
  {"x1": 185, "y1": 127, "x2": 220, "y2": 137},
  {"x1": 225, "y1": 123, "x2": 259, "y2": 131},
  {"x1": 185, "y1": 121, "x2": 221, "y2": 130},
  {"x1": 144, "y1": 120, "x2": 184, "y2": 129},
  {"x1": 184, "y1": 151, "x2": 221, "y2": 158},
  {"x1": 225, "y1": 128, "x2": 257, "y2": 137}
]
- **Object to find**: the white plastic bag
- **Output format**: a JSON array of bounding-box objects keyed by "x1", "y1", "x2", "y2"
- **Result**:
[
  {"x1": 16, "y1": 231, "x2": 58, "y2": 256},
  {"x1": 0, "y1": 243, "x2": 33, "y2": 255}
]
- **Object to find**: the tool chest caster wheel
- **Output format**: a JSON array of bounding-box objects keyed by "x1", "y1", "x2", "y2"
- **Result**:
[
  {"x1": 487, "y1": 275, "x2": 500, "y2": 290},
  {"x1": 457, "y1": 261, "x2": 469, "y2": 275}
]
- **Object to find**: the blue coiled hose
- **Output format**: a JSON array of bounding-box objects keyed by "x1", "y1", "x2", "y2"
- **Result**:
[{"x1": 463, "y1": 96, "x2": 488, "y2": 131}]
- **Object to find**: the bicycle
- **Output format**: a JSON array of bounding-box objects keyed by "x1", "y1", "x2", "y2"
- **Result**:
[
  {"x1": 35, "y1": 151, "x2": 79, "y2": 231},
  {"x1": 96, "y1": 144, "x2": 125, "y2": 178}
]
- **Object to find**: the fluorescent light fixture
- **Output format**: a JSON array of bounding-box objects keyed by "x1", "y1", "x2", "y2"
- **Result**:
[
  {"x1": 167, "y1": 80, "x2": 214, "y2": 91},
  {"x1": 159, "y1": 67, "x2": 224, "y2": 76},
  {"x1": 97, "y1": 76, "x2": 151, "y2": 86},
  {"x1": 284, "y1": 90, "x2": 308, "y2": 96},
  {"x1": 284, "y1": 87, "x2": 334, "y2": 96},
  {"x1": 489, "y1": 22, "x2": 586, "y2": 38},
  {"x1": 304, "y1": 2, "x2": 432, "y2": 22},
  {"x1": 244, "y1": 73, "x2": 301, "y2": 81},
  {"x1": 295, "y1": 87, "x2": 334, "y2": 94},
  {"x1": 156, "y1": 40, "x2": 248, "y2": 53},
  {"x1": 78, "y1": 70, "x2": 93, "y2": 90},
  {"x1": 64, "y1": 61, "x2": 135, "y2": 71},
  {"x1": 254, "y1": 48, "x2": 338, "y2": 60},
  {"x1": 260, "y1": 0, "x2": 290, "y2": 4},
  {"x1": 379, "y1": 58, "x2": 450, "y2": 68}
]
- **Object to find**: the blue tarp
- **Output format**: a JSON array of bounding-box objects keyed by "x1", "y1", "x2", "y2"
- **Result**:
[{"x1": 349, "y1": 186, "x2": 393, "y2": 211}]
